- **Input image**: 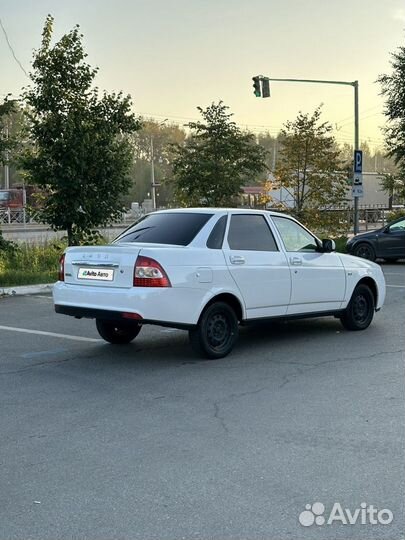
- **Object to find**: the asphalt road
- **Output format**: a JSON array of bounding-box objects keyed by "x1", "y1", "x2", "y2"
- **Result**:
[{"x1": 0, "y1": 264, "x2": 404, "y2": 540}]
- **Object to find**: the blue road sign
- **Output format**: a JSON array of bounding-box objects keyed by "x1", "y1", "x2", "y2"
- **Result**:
[{"x1": 354, "y1": 150, "x2": 363, "y2": 173}]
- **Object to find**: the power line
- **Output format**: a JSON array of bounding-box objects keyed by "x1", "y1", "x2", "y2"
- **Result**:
[
  {"x1": 0, "y1": 17, "x2": 28, "y2": 77},
  {"x1": 138, "y1": 111, "x2": 386, "y2": 146},
  {"x1": 335, "y1": 105, "x2": 381, "y2": 127}
]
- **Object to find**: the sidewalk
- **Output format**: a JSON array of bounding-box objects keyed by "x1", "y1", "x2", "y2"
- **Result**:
[{"x1": 0, "y1": 283, "x2": 54, "y2": 296}]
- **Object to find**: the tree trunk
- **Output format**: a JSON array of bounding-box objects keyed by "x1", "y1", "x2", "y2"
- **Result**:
[{"x1": 66, "y1": 223, "x2": 74, "y2": 246}]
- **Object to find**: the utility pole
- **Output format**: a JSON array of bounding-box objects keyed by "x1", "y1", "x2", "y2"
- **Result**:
[
  {"x1": 253, "y1": 76, "x2": 360, "y2": 234},
  {"x1": 353, "y1": 80, "x2": 360, "y2": 234},
  {"x1": 3, "y1": 124, "x2": 9, "y2": 189},
  {"x1": 150, "y1": 119, "x2": 168, "y2": 211},
  {"x1": 150, "y1": 135, "x2": 156, "y2": 211}
]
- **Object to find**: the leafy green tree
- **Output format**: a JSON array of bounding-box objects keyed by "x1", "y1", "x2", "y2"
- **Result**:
[
  {"x1": 0, "y1": 97, "x2": 18, "y2": 250},
  {"x1": 378, "y1": 42, "x2": 405, "y2": 168},
  {"x1": 127, "y1": 120, "x2": 186, "y2": 207},
  {"x1": 274, "y1": 108, "x2": 348, "y2": 234},
  {"x1": 378, "y1": 41, "x2": 405, "y2": 206},
  {"x1": 171, "y1": 102, "x2": 267, "y2": 206},
  {"x1": 0, "y1": 97, "x2": 17, "y2": 167},
  {"x1": 22, "y1": 16, "x2": 141, "y2": 245},
  {"x1": 339, "y1": 141, "x2": 397, "y2": 174},
  {"x1": 379, "y1": 172, "x2": 405, "y2": 205},
  {"x1": 0, "y1": 98, "x2": 30, "y2": 188}
]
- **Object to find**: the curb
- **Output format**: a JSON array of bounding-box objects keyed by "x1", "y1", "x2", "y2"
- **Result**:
[{"x1": 0, "y1": 283, "x2": 54, "y2": 297}]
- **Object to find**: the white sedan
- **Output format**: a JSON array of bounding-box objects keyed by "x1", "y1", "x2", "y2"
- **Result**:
[{"x1": 53, "y1": 209, "x2": 386, "y2": 358}]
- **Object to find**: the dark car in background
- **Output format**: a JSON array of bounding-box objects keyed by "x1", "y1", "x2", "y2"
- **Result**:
[{"x1": 347, "y1": 216, "x2": 405, "y2": 262}]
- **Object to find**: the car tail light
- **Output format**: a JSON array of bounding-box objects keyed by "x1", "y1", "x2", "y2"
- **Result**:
[
  {"x1": 134, "y1": 256, "x2": 171, "y2": 287},
  {"x1": 58, "y1": 254, "x2": 65, "y2": 282}
]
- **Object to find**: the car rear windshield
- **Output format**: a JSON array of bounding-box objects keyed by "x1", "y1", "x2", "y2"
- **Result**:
[{"x1": 114, "y1": 212, "x2": 213, "y2": 246}]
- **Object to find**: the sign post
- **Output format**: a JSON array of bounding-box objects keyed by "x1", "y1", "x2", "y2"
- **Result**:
[{"x1": 353, "y1": 149, "x2": 363, "y2": 215}]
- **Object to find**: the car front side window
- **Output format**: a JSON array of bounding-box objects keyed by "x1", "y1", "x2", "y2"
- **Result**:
[{"x1": 272, "y1": 216, "x2": 319, "y2": 252}]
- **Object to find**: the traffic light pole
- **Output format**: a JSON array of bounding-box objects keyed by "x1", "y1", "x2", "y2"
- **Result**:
[
  {"x1": 353, "y1": 80, "x2": 360, "y2": 234},
  {"x1": 259, "y1": 77, "x2": 360, "y2": 234}
]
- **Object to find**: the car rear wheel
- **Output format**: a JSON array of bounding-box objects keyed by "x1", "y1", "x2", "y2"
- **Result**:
[
  {"x1": 189, "y1": 301, "x2": 239, "y2": 359},
  {"x1": 340, "y1": 284, "x2": 375, "y2": 331},
  {"x1": 96, "y1": 319, "x2": 142, "y2": 344},
  {"x1": 353, "y1": 242, "x2": 376, "y2": 261}
]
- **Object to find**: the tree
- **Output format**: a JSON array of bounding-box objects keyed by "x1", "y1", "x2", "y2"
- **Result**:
[
  {"x1": 378, "y1": 41, "x2": 405, "y2": 207},
  {"x1": 379, "y1": 172, "x2": 405, "y2": 205},
  {"x1": 274, "y1": 108, "x2": 348, "y2": 233},
  {"x1": 0, "y1": 98, "x2": 30, "y2": 188},
  {"x1": 0, "y1": 97, "x2": 17, "y2": 166},
  {"x1": 127, "y1": 120, "x2": 186, "y2": 207},
  {"x1": 22, "y1": 16, "x2": 141, "y2": 245},
  {"x1": 338, "y1": 141, "x2": 397, "y2": 174},
  {"x1": 171, "y1": 102, "x2": 267, "y2": 206},
  {"x1": 0, "y1": 97, "x2": 18, "y2": 251},
  {"x1": 378, "y1": 42, "x2": 405, "y2": 168}
]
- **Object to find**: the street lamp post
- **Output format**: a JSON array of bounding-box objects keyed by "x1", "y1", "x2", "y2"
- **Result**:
[
  {"x1": 150, "y1": 119, "x2": 168, "y2": 211},
  {"x1": 150, "y1": 136, "x2": 157, "y2": 210},
  {"x1": 254, "y1": 76, "x2": 360, "y2": 234}
]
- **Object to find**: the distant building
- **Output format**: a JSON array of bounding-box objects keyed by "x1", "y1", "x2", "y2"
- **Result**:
[{"x1": 264, "y1": 171, "x2": 390, "y2": 209}]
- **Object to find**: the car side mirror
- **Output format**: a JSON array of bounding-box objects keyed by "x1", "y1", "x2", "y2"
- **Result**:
[
  {"x1": 383, "y1": 226, "x2": 391, "y2": 234},
  {"x1": 321, "y1": 239, "x2": 336, "y2": 253}
]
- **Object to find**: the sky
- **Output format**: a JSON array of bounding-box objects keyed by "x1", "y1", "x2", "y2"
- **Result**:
[{"x1": 1, "y1": 0, "x2": 404, "y2": 150}]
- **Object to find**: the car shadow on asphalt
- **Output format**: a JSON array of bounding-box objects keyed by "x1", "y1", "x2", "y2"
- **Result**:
[{"x1": 68, "y1": 316, "x2": 347, "y2": 372}]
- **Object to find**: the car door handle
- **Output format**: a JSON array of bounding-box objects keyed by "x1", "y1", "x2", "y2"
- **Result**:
[
  {"x1": 290, "y1": 256, "x2": 302, "y2": 266},
  {"x1": 230, "y1": 255, "x2": 246, "y2": 265}
]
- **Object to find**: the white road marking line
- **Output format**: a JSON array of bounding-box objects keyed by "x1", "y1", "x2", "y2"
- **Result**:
[
  {"x1": 0, "y1": 325, "x2": 102, "y2": 342},
  {"x1": 384, "y1": 272, "x2": 405, "y2": 276},
  {"x1": 386, "y1": 284, "x2": 405, "y2": 288}
]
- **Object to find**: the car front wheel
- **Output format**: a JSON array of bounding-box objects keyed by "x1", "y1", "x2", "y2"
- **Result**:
[
  {"x1": 353, "y1": 242, "x2": 376, "y2": 261},
  {"x1": 189, "y1": 301, "x2": 239, "y2": 359},
  {"x1": 340, "y1": 284, "x2": 375, "y2": 331},
  {"x1": 96, "y1": 319, "x2": 142, "y2": 344}
]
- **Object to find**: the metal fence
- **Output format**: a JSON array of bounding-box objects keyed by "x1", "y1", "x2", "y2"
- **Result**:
[{"x1": 0, "y1": 208, "x2": 28, "y2": 224}]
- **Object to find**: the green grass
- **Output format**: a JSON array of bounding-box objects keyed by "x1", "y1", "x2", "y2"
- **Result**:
[{"x1": 0, "y1": 242, "x2": 63, "y2": 288}]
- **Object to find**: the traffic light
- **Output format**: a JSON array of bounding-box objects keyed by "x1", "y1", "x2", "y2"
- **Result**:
[
  {"x1": 252, "y1": 76, "x2": 261, "y2": 97},
  {"x1": 262, "y1": 78, "x2": 270, "y2": 98}
]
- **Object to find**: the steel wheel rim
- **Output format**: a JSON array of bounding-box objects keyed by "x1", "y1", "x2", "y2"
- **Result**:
[
  {"x1": 206, "y1": 313, "x2": 232, "y2": 351},
  {"x1": 353, "y1": 294, "x2": 369, "y2": 323}
]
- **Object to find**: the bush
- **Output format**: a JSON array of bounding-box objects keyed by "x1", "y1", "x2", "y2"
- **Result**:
[
  {"x1": 0, "y1": 234, "x2": 109, "y2": 287},
  {"x1": 386, "y1": 208, "x2": 405, "y2": 223},
  {"x1": 333, "y1": 236, "x2": 348, "y2": 253},
  {"x1": 0, "y1": 230, "x2": 16, "y2": 254},
  {"x1": 0, "y1": 240, "x2": 65, "y2": 287}
]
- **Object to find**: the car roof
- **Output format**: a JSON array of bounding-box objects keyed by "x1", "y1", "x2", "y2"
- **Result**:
[{"x1": 152, "y1": 208, "x2": 290, "y2": 218}]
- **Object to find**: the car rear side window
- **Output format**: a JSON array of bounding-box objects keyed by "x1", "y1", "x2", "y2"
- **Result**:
[
  {"x1": 206, "y1": 215, "x2": 227, "y2": 249},
  {"x1": 227, "y1": 214, "x2": 278, "y2": 251},
  {"x1": 114, "y1": 212, "x2": 213, "y2": 245}
]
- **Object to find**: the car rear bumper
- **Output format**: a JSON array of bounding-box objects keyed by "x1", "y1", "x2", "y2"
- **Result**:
[
  {"x1": 53, "y1": 281, "x2": 206, "y2": 326},
  {"x1": 54, "y1": 304, "x2": 194, "y2": 329}
]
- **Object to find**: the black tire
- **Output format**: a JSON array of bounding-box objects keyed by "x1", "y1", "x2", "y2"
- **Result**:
[
  {"x1": 189, "y1": 301, "x2": 239, "y2": 359},
  {"x1": 340, "y1": 284, "x2": 375, "y2": 331},
  {"x1": 353, "y1": 242, "x2": 376, "y2": 261},
  {"x1": 96, "y1": 319, "x2": 141, "y2": 344}
]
